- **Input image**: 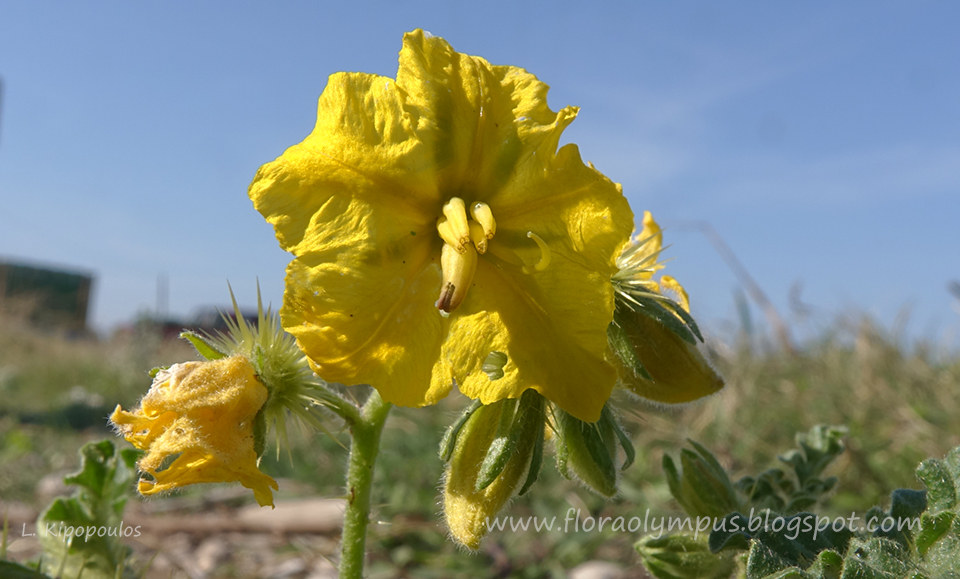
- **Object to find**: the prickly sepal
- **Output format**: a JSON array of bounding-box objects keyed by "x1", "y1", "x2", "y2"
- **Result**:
[
  {"x1": 442, "y1": 390, "x2": 546, "y2": 549},
  {"x1": 180, "y1": 286, "x2": 344, "y2": 456},
  {"x1": 554, "y1": 405, "x2": 634, "y2": 498}
]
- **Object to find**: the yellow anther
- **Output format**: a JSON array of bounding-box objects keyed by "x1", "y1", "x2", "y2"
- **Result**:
[
  {"x1": 437, "y1": 216, "x2": 466, "y2": 252},
  {"x1": 441, "y1": 197, "x2": 471, "y2": 250},
  {"x1": 470, "y1": 201, "x2": 497, "y2": 239},
  {"x1": 522, "y1": 231, "x2": 551, "y2": 274},
  {"x1": 436, "y1": 242, "x2": 478, "y2": 315},
  {"x1": 469, "y1": 221, "x2": 488, "y2": 254}
]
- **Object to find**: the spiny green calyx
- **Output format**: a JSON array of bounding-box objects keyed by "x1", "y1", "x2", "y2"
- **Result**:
[{"x1": 179, "y1": 287, "x2": 344, "y2": 457}]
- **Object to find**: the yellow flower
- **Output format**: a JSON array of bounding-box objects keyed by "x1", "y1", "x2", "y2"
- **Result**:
[
  {"x1": 610, "y1": 211, "x2": 723, "y2": 404},
  {"x1": 250, "y1": 30, "x2": 633, "y2": 422},
  {"x1": 110, "y1": 355, "x2": 279, "y2": 507}
]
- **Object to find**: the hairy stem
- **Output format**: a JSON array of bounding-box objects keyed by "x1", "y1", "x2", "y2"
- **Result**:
[{"x1": 338, "y1": 389, "x2": 392, "y2": 579}]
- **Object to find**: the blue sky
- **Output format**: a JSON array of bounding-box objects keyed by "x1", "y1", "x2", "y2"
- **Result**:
[{"x1": 1, "y1": 2, "x2": 958, "y2": 346}]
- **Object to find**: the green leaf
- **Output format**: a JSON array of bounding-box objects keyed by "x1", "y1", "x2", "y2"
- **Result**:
[
  {"x1": 916, "y1": 457, "x2": 956, "y2": 513},
  {"x1": 870, "y1": 489, "x2": 926, "y2": 548},
  {"x1": 914, "y1": 511, "x2": 954, "y2": 556},
  {"x1": 36, "y1": 440, "x2": 141, "y2": 579},
  {"x1": 0, "y1": 560, "x2": 50, "y2": 579},
  {"x1": 780, "y1": 426, "x2": 847, "y2": 491},
  {"x1": 709, "y1": 512, "x2": 854, "y2": 564},
  {"x1": 837, "y1": 537, "x2": 917, "y2": 579}
]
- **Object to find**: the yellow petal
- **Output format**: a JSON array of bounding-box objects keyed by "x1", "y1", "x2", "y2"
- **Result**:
[
  {"x1": 640, "y1": 210, "x2": 663, "y2": 257},
  {"x1": 396, "y1": 30, "x2": 579, "y2": 197},
  {"x1": 138, "y1": 446, "x2": 279, "y2": 508},
  {"x1": 437, "y1": 253, "x2": 618, "y2": 423},
  {"x1": 660, "y1": 275, "x2": 690, "y2": 313},
  {"x1": 249, "y1": 71, "x2": 439, "y2": 258}
]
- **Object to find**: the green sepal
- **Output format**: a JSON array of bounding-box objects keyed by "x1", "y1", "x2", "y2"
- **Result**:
[
  {"x1": 518, "y1": 410, "x2": 546, "y2": 496},
  {"x1": 607, "y1": 320, "x2": 653, "y2": 381},
  {"x1": 179, "y1": 330, "x2": 228, "y2": 360},
  {"x1": 439, "y1": 399, "x2": 482, "y2": 462},
  {"x1": 554, "y1": 406, "x2": 618, "y2": 497},
  {"x1": 625, "y1": 291, "x2": 699, "y2": 345},
  {"x1": 252, "y1": 402, "x2": 268, "y2": 459},
  {"x1": 606, "y1": 407, "x2": 636, "y2": 471},
  {"x1": 477, "y1": 392, "x2": 545, "y2": 492},
  {"x1": 476, "y1": 435, "x2": 516, "y2": 491}
]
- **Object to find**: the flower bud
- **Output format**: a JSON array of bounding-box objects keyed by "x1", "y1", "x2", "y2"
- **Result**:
[
  {"x1": 635, "y1": 533, "x2": 737, "y2": 579},
  {"x1": 609, "y1": 300, "x2": 723, "y2": 405},
  {"x1": 663, "y1": 440, "x2": 741, "y2": 518},
  {"x1": 442, "y1": 390, "x2": 546, "y2": 549}
]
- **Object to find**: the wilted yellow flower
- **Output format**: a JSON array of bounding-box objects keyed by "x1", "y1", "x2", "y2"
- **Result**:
[
  {"x1": 250, "y1": 30, "x2": 633, "y2": 422},
  {"x1": 110, "y1": 355, "x2": 279, "y2": 507}
]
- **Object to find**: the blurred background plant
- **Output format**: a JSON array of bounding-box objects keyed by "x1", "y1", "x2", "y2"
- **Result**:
[{"x1": 2, "y1": 301, "x2": 959, "y2": 577}]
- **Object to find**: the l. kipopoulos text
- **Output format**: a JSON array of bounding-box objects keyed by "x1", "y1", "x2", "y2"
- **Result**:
[
  {"x1": 484, "y1": 508, "x2": 921, "y2": 541},
  {"x1": 38, "y1": 521, "x2": 142, "y2": 543}
]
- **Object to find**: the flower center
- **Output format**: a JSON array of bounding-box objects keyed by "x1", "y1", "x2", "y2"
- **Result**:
[{"x1": 435, "y1": 197, "x2": 496, "y2": 314}]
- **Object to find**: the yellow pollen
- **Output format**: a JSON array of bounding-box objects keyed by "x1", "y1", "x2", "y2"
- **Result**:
[{"x1": 523, "y1": 231, "x2": 552, "y2": 273}]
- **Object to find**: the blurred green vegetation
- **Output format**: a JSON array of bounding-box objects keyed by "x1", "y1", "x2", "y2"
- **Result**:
[{"x1": 1, "y1": 306, "x2": 958, "y2": 577}]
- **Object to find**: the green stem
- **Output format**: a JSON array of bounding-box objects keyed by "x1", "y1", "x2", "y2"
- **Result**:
[{"x1": 339, "y1": 389, "x2": 392, "y2": 579}]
